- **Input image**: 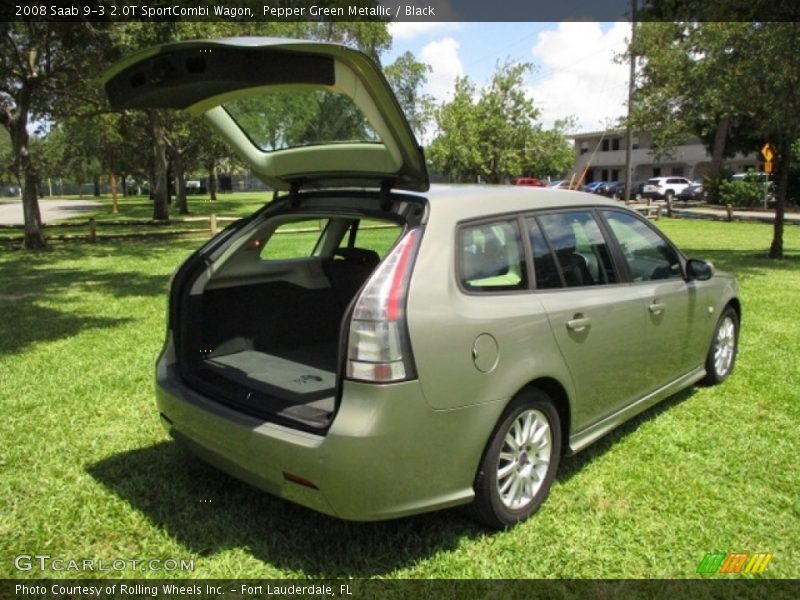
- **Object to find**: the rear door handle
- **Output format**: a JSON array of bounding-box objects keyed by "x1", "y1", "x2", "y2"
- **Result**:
[
  {"x1": 566, "y1": 316, "x2": 591, "y2": 332},
  {"x1": 648, "y1": 301, "x2": 666, "y2": 315}
]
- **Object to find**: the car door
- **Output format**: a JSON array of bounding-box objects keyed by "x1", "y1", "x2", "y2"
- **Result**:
[
  {"x1": 600, "y1": 209, "x2": 709, "y2": 385},
  {"x1": 528, "y1": 211, "x2": 653, "y2": 432}
]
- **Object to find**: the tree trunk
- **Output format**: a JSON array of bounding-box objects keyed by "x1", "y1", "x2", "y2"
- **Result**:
[
  {"x1": 149, "y1": 111, "x2": 169, "y2": 221},
  {"x1": 707, "y1": 117, "x2": 729, "y2": 204},
  {"x1": 174, "y1": 151, "x2": 189, "y2": 215},
  {"x1": 109, "y1": 171, "x2": 119, "y2": 214},
  {"x1": 9, "y1": 106, "x2": 46, "y2": 249},
  {"x1": 768, "y1": 138, "x2": 790, "y2": 259},
  {"x1": 207, "y1": 162, "x2": 217, "y2": 201}
]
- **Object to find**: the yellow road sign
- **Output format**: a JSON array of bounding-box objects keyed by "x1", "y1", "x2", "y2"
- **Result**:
[
  {"x1": 761, "y1": 143, "x2": 775, "y2": 162},
  {"x1": 764, "y1": 161, "x2": 774, "y2": 173}
]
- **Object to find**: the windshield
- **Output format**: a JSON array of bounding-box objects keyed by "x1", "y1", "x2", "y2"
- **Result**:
[{"x1": 224, "y1": 89, "x2": 381, "y2": 152}]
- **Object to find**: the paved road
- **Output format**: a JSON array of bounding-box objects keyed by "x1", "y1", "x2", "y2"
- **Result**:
[
  {"x1": 0, "y1": 199, "x2": 101, "y2": 225},
  {"x1": 673, "y1": 206, "x2": 800, "y2": 224}
]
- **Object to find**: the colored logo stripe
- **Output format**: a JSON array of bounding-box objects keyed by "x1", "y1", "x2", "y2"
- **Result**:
[{"x1": 697, "y1": 552, "x2": 773, "y2": 574}]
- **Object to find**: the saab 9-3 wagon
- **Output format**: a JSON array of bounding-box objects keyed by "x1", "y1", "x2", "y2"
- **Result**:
[{"x1": 103, "y1": 38, "x2": 740, "y2": 528}]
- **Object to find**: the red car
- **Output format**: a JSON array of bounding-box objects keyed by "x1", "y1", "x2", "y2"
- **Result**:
[{"x1": 515, "y1": 176, "x2": 546, "y2": 187}]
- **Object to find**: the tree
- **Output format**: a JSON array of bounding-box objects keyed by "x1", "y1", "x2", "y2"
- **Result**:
[
  {"x1": 385, "y1": 51, "x2": 434, "y2": 140},
  {"x1": 428, "y1": 62, "x2": 573, "y2": 183},
  {"x1": 1, "y1": 22, "x2": 110, "y2": 248},
  {"x1": 629, "y1": 10, "x2": 800, "y2": 258}
]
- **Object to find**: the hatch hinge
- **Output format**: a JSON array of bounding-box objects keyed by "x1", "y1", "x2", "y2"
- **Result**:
[
  {"x1": 379, "y1": 180, "x2": 393, "y2": 211},
  {"x1": 289, "y1": 182, "x2": 301, "y2": 207}
]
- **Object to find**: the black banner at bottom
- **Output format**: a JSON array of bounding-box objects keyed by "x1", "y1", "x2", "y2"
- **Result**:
[{"x1": 2, "y1": 579, "x2": 799, "y2": 600}]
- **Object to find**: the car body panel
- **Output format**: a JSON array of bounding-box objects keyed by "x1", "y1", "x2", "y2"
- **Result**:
[{"x1": 157, "y1": 339, "x2": 504, "y2": 520}]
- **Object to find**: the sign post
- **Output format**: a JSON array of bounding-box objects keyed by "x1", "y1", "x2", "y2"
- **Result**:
[{"x1": 761, "y1": 143, "x2": 776, "y2": 209}]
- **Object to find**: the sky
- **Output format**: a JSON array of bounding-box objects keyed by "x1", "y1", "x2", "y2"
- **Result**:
[{"x1": 385, "y1": 21, "x2": 633, "y2": 135}]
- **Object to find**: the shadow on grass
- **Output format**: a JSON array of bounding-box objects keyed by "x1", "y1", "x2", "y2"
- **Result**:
[
  {"x1": 87, "y1": 386, "x2": 703, "y2": 577},
  {"x1": 0, "y1": 301, "x2": 132, "y2": 355},
  {"x1": 557, "y1": 387, "x2": 697, "y2": 481},
  {"x1": 0, "y1": 243, "x2": 187, "y2": 355},
  {"x1": 88, "y1": 441, "x2": 481, "y2": 577}
]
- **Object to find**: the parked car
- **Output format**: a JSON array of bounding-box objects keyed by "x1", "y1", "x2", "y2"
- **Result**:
[
  {"x1": 604, "y1": 181, "x2": 625, "y2": 198},
  {"x1": 103, "y1": 38, "x2": 741, "y2": 529},
  {"x1": 628, "y1": 180, "x2": 648, "y2": 201},
  {"x1": 547, "y1": 179, "x2": 573, "y2": 190},
  {"x1": 678, "y1": 182, "x2": 705, "y2": 202},
  {"x1": 643, "y1": 176, "x2": 693, "y2": 201},
  {"x1": 582, "y1": 181, "x2": 611, "y2": 195},
  {"x1": 515, "y1": 176, "x2": 546, "y2": 187}
]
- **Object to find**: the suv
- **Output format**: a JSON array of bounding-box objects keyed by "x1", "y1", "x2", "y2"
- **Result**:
[
  {"x1": 104, "y1": 38, "x2": 741, "y2": 528},
  {"x1": 643, "y1": 176, "x2": 693, "y2": 201}
]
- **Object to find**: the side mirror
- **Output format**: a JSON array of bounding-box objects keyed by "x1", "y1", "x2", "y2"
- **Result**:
[{"x1": 685, "y1": 258, "x2": 714, "y2": 281}]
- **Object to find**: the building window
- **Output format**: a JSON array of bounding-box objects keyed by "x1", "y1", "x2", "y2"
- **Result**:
[
  {"x1": 612, "y1": 169, "x2": 620, "y2": 181},
  {"x1": 671, "y1": 167, "x2": 684, "y2": 176},
  {"x1": 580, "y1": 142, "x2": 588, "y2": 155},
  {"x1": 611, "y1": 138, "x2": 620, "y2": 151},
  {"x1": 653, "y1": 168, "x2": 661, "y2": 177},
  {"x1": 601, "y1": 139, "x2": 609, "y2": 152}
]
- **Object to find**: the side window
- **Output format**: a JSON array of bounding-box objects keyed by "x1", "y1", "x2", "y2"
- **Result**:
[
  {"x1": 335, "y1": 220, "x2": 402, "y2": 260},
  {"x1": 537, "y1": 211, "x2": 618, "y2": 287},
  {"x1": 260, "y1": 219, "x2": 329, "y2": 260},
  {"x1": 602, "y1": 211, "x2": 682, "y2": 281},
  {"x1": 527, "y1": 219, "x2": 562, "y2": 289},
  {"x1": 460, "y1": 220, "x2": 528, "y2": 292}
]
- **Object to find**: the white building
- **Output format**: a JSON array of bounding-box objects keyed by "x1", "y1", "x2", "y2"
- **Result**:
[{"x1": 570, "y1": 130, "x2": 761, "y2": 184}]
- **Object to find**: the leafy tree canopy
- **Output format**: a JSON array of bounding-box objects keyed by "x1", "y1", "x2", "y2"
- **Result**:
[{"x1": 428, "y1": 62, "x2": 573, "y2": 183}]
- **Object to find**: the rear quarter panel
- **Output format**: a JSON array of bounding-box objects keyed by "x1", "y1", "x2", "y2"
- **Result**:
[{"x1": 406, "y1": 209, "x2": 575, "y2": 413}]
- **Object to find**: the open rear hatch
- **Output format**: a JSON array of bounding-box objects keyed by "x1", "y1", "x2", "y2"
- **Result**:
[
  {"x1": 103, "y1": 38, "x2": 429, "y2": 431},
  {"x1": 102, "y1": 37, "x2": 429, "y2": 192}
]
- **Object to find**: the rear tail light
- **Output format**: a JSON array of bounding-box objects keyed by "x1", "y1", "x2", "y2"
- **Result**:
[{"x1": 346, "y1": 228, "x2": 421, "y2": 383}]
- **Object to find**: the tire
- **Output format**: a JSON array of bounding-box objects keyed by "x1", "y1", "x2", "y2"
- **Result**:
[
  {"x1": 469, "y1": 390, "x2": 561, "y2": 529},
  {"x1": 701, "y1": 306, "x2": 739, "y2": 385}
]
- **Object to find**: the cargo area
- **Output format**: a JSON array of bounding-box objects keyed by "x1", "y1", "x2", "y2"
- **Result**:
[{"x1": 173, "y1": 209, "x2": 405, "y2": 430}]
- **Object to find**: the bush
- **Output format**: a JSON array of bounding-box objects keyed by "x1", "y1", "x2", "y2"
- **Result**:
[{"x1": 718, "y1": 179, "x2": 766, "y2": 207}]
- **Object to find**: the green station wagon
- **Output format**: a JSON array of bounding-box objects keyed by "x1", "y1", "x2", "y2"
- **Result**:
[{"x1": 103, "y1": 38, "x2": 740, "y2": 528}]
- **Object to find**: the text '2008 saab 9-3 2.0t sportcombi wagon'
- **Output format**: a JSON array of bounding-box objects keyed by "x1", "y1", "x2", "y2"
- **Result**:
[{"x1": 103, "y1": 38, "x2": 740, "y2": 528}]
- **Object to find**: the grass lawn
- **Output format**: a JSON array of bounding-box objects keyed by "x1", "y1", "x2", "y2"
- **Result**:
[
  {"x1": 0, "y1": 217, "x2": 798, "y2": 580},
  {"x1": 0, "y1": 192, "x2": 270, "y2": 243}
]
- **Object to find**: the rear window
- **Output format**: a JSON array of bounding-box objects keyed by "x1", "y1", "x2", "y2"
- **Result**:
[{"x1": 224, "y1": 90, "x2": 381, "y2": 152}]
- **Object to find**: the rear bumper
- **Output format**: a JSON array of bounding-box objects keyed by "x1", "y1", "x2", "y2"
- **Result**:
[{"x1": 155, "y1": 357, "x2": 504, "y2": 521}]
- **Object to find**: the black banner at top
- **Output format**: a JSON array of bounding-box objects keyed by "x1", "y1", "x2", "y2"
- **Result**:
[{"x1": 3, "y1": 0, "x2": 800, "y2": 23}]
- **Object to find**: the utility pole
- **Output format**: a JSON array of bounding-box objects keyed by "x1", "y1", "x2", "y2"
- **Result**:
[{"x1": 624, "y1": 0, "x2": 638, "y2": 202}]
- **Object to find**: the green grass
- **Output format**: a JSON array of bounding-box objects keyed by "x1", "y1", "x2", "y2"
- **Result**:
[
  {"x1": 0, "y1": 218, "x2": 798, "y2": 580},
  {"x1": 0, "y1": 192, "x2": 270, "y2": 243}
]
